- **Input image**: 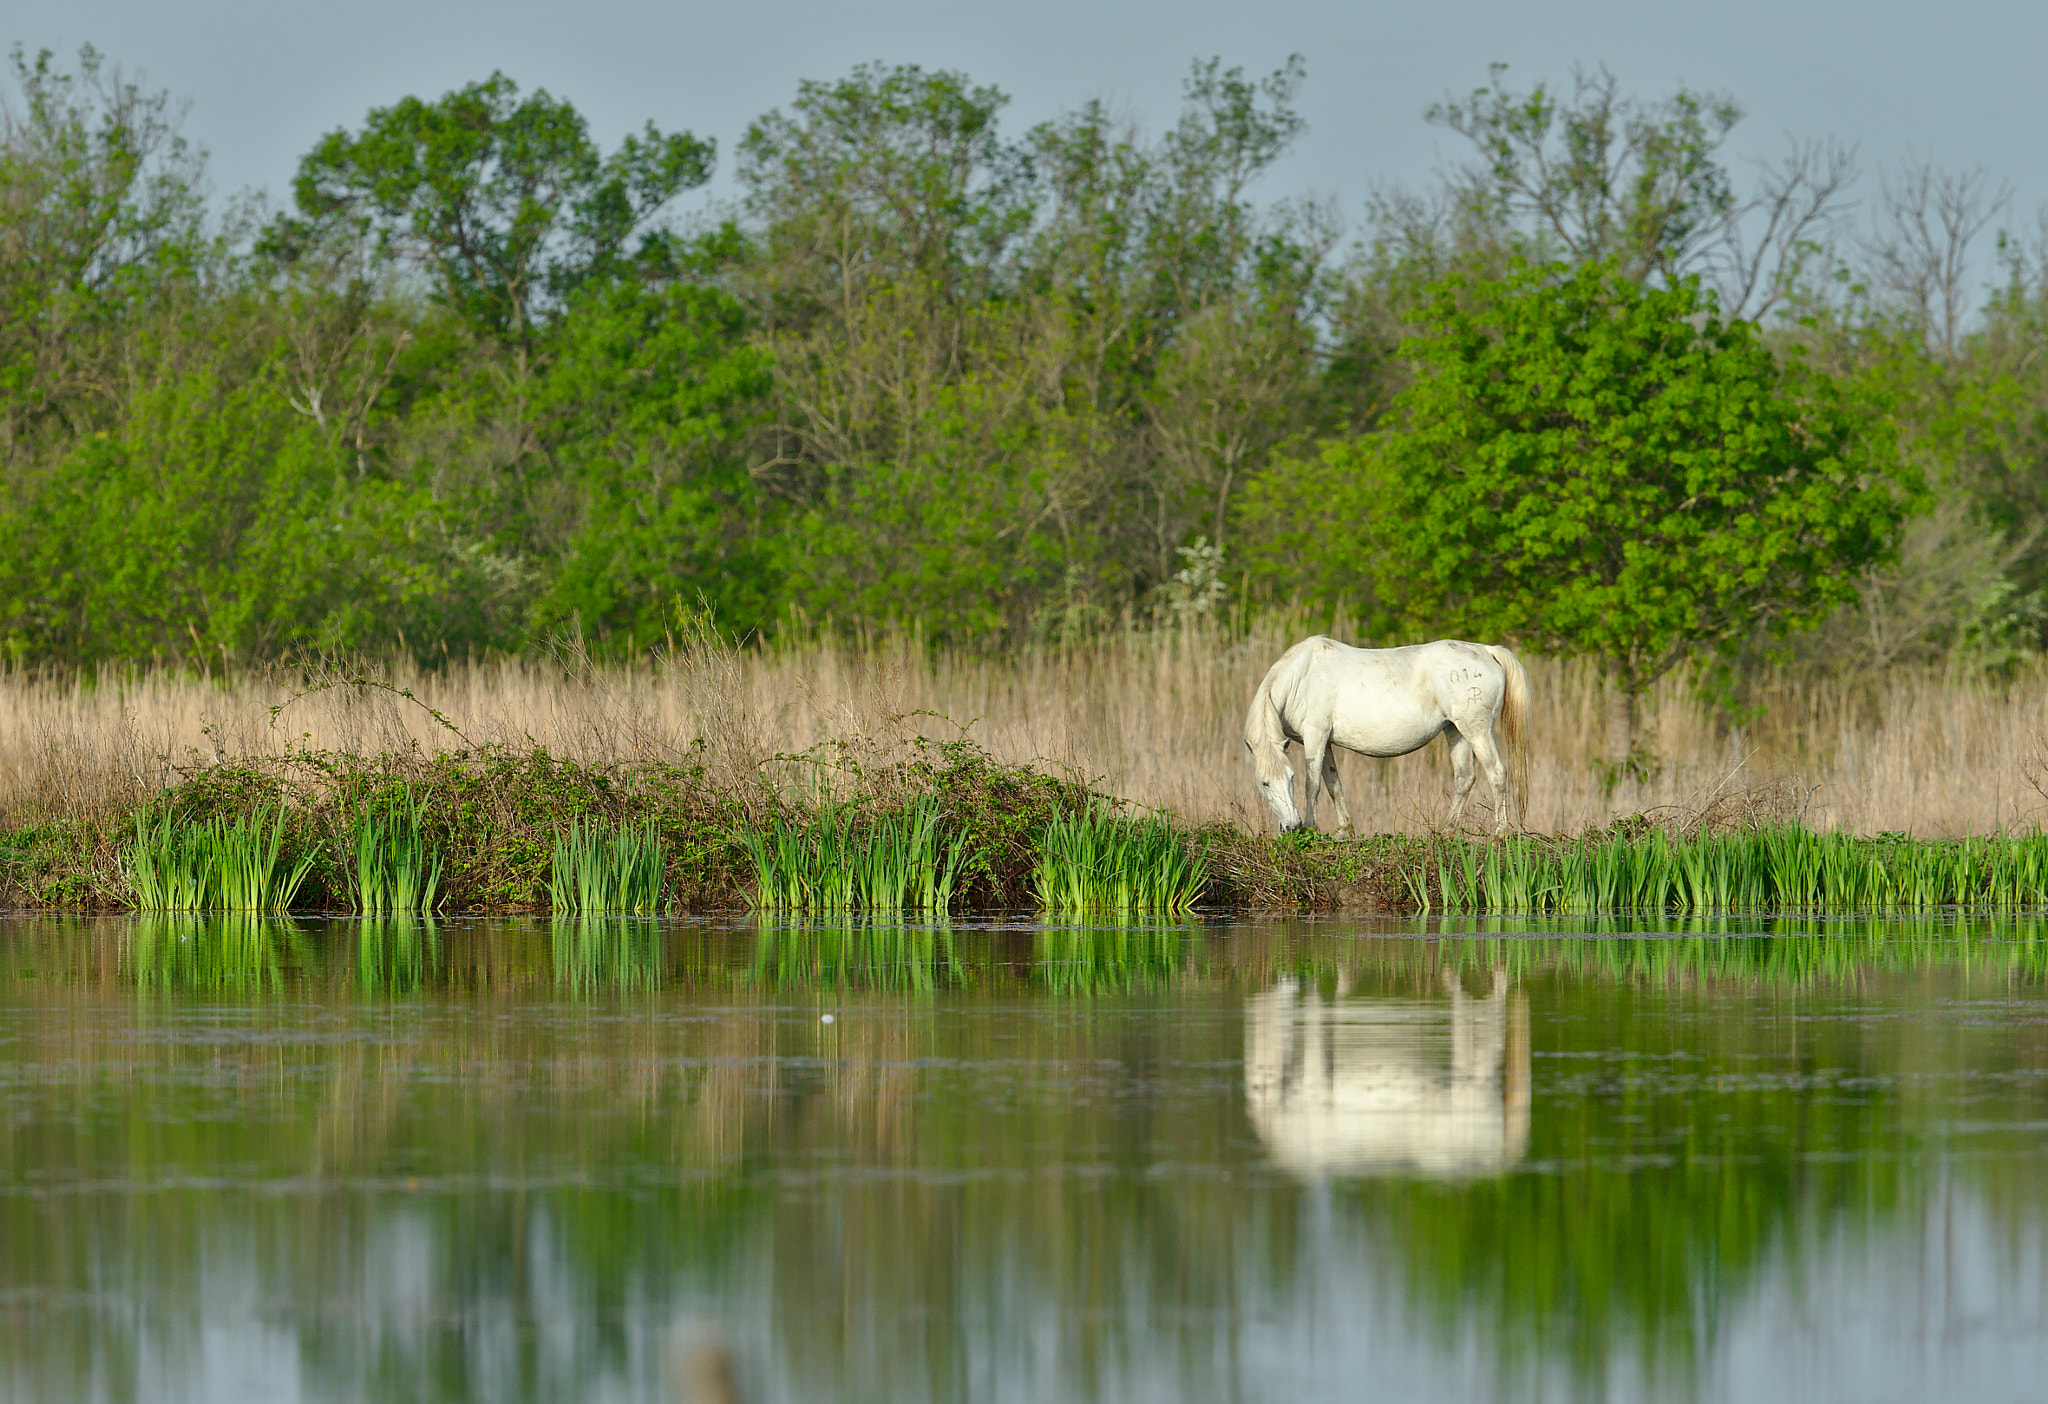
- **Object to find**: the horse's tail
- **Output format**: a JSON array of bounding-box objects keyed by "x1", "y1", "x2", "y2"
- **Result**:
[{"x1": 1486, "y1": 644, "x2": 1532, "y2": 827}]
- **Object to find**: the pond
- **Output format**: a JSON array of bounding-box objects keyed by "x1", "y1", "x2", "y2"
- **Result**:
[{"x1": 3, "y1": 914, "x2": 2048, "y2": 1403}]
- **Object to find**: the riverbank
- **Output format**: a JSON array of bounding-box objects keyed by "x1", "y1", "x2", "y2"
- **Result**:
[{"x1": 10, "y1": 740, "x2": 2048, "y2": 917}]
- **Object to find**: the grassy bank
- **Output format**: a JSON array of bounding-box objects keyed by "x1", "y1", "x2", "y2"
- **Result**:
[
  {"x1": 11, "y1": 736, "x2": 2048, "y2": 917},
  {"x1": 0, "y1": 738, "x2": 1350, "y2": 915}
]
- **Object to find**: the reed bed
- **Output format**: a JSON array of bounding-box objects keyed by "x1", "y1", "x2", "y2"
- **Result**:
[
  {"x1": 350, "y1": 788, "x2": 442, "y2": 915},
  {"x1": 743, "y1": 798, "x2": 966, "y2": 915},
  {"x1": 1033, "y1": 807, "x2": 1208, "y2": 915},
  {"x1": 1411, "y1": 827, "x2": 2048, "y2": 915},
  {"x1": 549, "y1": 818, "x2": 666, "y2": 916},
  {"x1": 125, "y1": 808, "x2": 316, "y2": 913},
  {"x1": 3, "y1": 624, "x2": 2046, "y2": 838}
]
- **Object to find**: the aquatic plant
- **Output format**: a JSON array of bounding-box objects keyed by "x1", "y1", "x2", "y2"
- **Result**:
[
  {"x1": 550, "y1": 817, "x2": 666, "y2": 916},
  {"x1": 744, "y1": 796, "x2": 966, "y2": 915},
  {"x1": 1033, "y1": 805, "x2": 1208, "y2": 915},
  {"x1": 126, "y1": 808, "x2": 315, "y2": 913},
  {"x1": 350, "y1": 787, "x2": 442, "y2": 915},
  {"x1": 1410, "y1": 825, "x2": 2048, "y2": 915}
]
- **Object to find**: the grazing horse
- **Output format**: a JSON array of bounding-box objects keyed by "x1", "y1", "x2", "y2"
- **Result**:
[{"x1": 1244, "y1": 636, "x2": 1530, "y2": 835}]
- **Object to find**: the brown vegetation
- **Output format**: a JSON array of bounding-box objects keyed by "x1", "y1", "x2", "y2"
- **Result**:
[{"x1": 4, "y1": 624, "x2": 2045, "y2": 840}]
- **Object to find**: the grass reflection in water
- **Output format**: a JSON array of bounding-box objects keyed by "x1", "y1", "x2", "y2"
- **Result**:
[{"x1": 2, "y1": 914, "x2": 2046, "y2": 1403}]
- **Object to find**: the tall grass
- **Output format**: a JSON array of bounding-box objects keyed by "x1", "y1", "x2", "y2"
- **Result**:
[
  {"x1": 744, "y1": 797, "x2": 965, "y2": 915},
  {"x1": 17, "y1": 626, "x2": 2048, "y2": 840},
  {"x1": 1034, "y1": 806, "x2": 1208, "y2": 914},
  {"x1": 125, "y1": 808, "x2": 315, "y2": 913},
  {"x1": 1410, "y1": 826, "x2": 2048, "y2": 915},
  {"x1": 550, "y1": 817, "x2": 666, "y2": 915},
  {"x1": 351, "y1": 787, "x2": 441, "y2": 915}
]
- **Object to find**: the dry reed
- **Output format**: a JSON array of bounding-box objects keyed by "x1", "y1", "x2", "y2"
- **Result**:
[{"x1": 3, "y1": 629, "x2": 2046, "y2": 838}]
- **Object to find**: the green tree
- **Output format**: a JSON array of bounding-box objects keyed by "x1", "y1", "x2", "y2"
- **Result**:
[
  {"x1": 1424, "y1": 64, "x2": 1855, "y2": 318},
  {"x1": 528, "y1": 280, "x2": 776, "y2": 648},
  {"x1": 1368, "y1": 258, "x2": 1913, "y2": 761},
  {"x1": 0, "y1": 44, "x2": 210, "y2": 459},
  {"x1": 271, "y1": 73, "x2": 713, "y2": 352}
]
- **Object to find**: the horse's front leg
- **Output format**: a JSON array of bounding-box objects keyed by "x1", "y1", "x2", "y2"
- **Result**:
[
  {"x1": 1319, "y1": 748, "x2": 1354, "y2": 837},
  {"x1": 1299, "y1": 729, "x2": 1332, "y2": 833}
]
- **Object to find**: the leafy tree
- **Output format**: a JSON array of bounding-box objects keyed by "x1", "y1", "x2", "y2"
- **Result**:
[
  {"x1": 0, "y1": 44, "x2": 209, "y2": 457},
  {"x1": 271, "y1": 73, "x2": 713, "y2": 350},
  {"x1": 1366, "y1": 258, "x2": 1914, "y2": 761},
  {"x1": 1421, "y1": 64, "x2": 1856, "y2": 319},
  {"x1": 738, "y1": 62, "x2": 1032, "y2": 316},
  {"x1": 528, "y1": 281, "x2": 776, "y2": 648}
]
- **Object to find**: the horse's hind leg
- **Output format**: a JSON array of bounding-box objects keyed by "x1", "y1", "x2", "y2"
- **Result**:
[
  {"x1": 1466, "y1": 727, "x2": 1513, "y2": 835},
  {"x1": 1445, "y1": 730, "x2": 1477, "y2": 831},
  {"x1": 1319, "y1": 748, "x2": 1354, "y2": 837}
]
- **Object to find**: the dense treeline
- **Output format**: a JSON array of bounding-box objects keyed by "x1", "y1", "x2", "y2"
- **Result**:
[{"x1": 3, "y1": 45, "x2": 2044, "y2": 694}]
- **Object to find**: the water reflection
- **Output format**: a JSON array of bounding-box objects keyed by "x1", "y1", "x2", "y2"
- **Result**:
[
  {"x1": 551, "y1": 916, "x2": 664, "y2": 995},
  {"x1": 3, "y1": 916, "x2": 2048, "y2": 1402},
  {"x1": 1245, "y1": 969, "x2": 1530, "y2": 1179},
  {"x1": 128, "y1": 913, "x2": 310, "y2": 992}
]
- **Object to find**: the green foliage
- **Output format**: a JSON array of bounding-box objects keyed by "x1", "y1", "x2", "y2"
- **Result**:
[
  {"x1": 350, "y1": 787, "x2": 442, "y2": 915},
  {"x1": 1372, "y1": 258, "x2": 1914, "y2": 698},
  {"x1": 1410, "y1": 825, "x2": 2048, "y2": 915},
  {"x1": 527, "y1": 280, "x2": 777, "y2": 646},
  {"x1": 550, "y1": 817, "x2": 666, "y2": 916},
  {"x1": 125, "y1": 808, "x2": 316, "y2": 913},
  {"x1": 744, "y1": 796, "x2": 966, "y2": 915},
  {"x1": 0, "y1": 47, "x2": 2041, "y2": 673},
  {"x1": 272, "y1": 71, "x2": 713, "y2": 340},
  {"x1": 1033, "y1": 805, "x2": 1208, "y2": 914}
]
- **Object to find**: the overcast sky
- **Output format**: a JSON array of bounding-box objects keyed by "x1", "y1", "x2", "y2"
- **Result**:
[{"x1": 16, "y1": 0, "x2": 2048, "y2": 285}]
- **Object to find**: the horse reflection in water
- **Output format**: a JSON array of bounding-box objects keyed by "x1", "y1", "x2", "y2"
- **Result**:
[{"x1": 1245, "y1": 969, "x2": 1531, "y2": 1179}]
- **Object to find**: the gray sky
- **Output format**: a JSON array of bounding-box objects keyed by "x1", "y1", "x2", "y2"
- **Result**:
[{"x1": 17, "y1": 0, "x2": 2048, "y2": 288}]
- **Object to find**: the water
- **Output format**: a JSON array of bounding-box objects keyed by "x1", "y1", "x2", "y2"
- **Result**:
[{"x1": 4, "y1": 914, "x2": 2048, "y2": 1403}]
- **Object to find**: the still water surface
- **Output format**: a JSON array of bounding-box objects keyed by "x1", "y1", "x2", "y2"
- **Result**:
[{"x1": 3, "y1": 915, "x2": 2048, "y2": 1403}]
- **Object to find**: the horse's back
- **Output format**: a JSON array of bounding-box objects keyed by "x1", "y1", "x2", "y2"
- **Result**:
[{"x1": 1267, "y1": 636, "x2": 1511, "y2": 756}]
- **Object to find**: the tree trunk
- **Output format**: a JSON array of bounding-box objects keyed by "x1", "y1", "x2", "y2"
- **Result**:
[{"x1": 1605, "y1": 682, "x2": 1639, "y2": 769}]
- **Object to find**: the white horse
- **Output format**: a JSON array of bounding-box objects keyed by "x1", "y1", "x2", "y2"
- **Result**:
[{"x1": 1244, "y1": 636, "x2": 1530, "y2": 835}]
